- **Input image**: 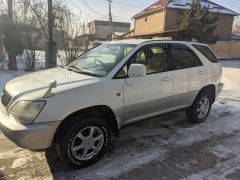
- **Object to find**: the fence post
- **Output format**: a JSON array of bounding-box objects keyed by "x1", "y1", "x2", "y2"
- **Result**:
[{"x1": 229, "y1": 41, "x2": 232, "y2": 60}]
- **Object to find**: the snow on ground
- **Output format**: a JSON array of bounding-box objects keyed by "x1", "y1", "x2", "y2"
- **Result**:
[
  {"x1": 219, "y1": 60, "x2": 240, "y2": 101},
  {"x1": 0, "y1": 50, "x2": 66, "y2": 71},
  {"x1": 0, "y1": 60, "x2": 240, "y2": 180}
]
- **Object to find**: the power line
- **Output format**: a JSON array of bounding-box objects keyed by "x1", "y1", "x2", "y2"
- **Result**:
[
  {"x1": 69, "y1": 0, "x2": 131, "y2": 24},
  {"x1": 70, "y1": 0, "x2": 107, "y2": 21},
  {"x1": 81, "y1": 0, "x2": 106, "y2": 17},
  {"x1": 112, "y1": 15, "x2": 130, "y2": 21}
]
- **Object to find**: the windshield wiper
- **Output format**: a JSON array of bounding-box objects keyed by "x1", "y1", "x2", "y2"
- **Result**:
[
  {"x1": 66, "y1": 66, "x2": 102, "y2": 77},
  {"x1": 59, "y1": 65, "x2": 66, "y2": 68},
  {"x1": 82, "y1": 56, "x2": 100, "y2": 59}
]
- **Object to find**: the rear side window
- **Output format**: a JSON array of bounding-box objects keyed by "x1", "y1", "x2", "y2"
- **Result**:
[
  {"x1": 171, "y1": 44, "x2": 203, "y2": 70},
  {"x1": 192, "y1": 44, "x2": 218, "y2": 63}
]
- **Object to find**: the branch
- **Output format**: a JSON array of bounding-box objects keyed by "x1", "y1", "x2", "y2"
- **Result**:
[{"x1": 27, "y1": 0, "x2": 48, "y2": 39}]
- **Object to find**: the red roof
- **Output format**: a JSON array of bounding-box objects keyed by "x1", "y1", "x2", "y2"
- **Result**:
[{"x1": 133, "y1": 0, "x2": 170, "y2": 19}]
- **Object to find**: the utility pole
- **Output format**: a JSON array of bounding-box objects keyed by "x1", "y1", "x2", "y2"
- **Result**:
[
  {"x1": 107, "y1": 0, "x2": 113, "y2": 41},
  {"x1": 46, "y1": 0, "x2": 57, "y2": 68},
  {"x1": 7, "y1": 0, "x2": 13, "y2": 20},
  {"x1": 7, "y1": 0, "x2": 17, "y2": 70}
]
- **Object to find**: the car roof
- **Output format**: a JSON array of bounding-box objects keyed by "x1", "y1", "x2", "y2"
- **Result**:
[
  {"x1": 108, "y1": 39, "x2": 149, "y2": 45},
  {"x1": 108, "y1": 39, "x2": 208, "y2": 46}
]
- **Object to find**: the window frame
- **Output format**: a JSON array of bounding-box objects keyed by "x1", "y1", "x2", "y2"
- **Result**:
[
  {"x1": 169, "y1": 43, "x2": 203, "y2": 70},
  {"x1": 113, "y1": 43, "x2": 173, "y2": 79},
  {"x1": 192, "y1": 44, "x2": 218, "y2": 63}
]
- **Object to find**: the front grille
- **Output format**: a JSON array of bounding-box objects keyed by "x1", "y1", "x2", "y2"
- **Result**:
[{"x1": 1, "y1": 89, "x2": 12, "y2": 107}]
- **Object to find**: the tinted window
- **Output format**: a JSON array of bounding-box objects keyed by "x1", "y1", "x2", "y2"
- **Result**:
[
  {"x1": 171, "y1": 44, "x2": 202, "y2": 70},
  {"x1": 116, "y1": 44, "x2": 170, "y2": 78},
  {"x1": 192, "y1": 44, "x2": 218, "y2": 63}
]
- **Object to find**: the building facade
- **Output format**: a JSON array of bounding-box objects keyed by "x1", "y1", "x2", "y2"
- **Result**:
[
  {"x1": 131, "y1": 0, "x2": 238, "y2": 41},
  {"x1": 88, "y1": 20, "x2": 131, "y2": 40}
]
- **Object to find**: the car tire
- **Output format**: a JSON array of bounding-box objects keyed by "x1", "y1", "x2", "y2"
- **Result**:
[
  {"x1": 56, "y1": 116, "x2": 111, "y2": 168},
  {"x1": 186, "y1": 91, "x2": 212, "y2": 123}
]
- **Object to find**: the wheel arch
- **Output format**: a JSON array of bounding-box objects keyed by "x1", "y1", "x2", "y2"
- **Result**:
[
  {"x1": 54, "y1": 105, "x2": 120, "y2": 141},
  {"x1": 198, "y1": 84, "x2": 216, "y2": 103}
]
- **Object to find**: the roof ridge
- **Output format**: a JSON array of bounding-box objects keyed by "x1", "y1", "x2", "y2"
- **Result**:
[
  {"x1": 132, "y1": 0, "x2": 170, "y2": 19},
  {"x1": 133, "y1": 0, "x2": 238, "y2": 19},
  {"x1": 202, "y1": 0, "x2": 239, "y2": 15}
]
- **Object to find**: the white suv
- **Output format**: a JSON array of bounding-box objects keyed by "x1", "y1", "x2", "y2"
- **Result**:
[{"x1": 0, "y1": 40, "x2": 223, "y2": 168}]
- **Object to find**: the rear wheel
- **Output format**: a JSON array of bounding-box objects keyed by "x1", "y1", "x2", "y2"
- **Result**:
[
  {"x1": 186, "y1": 91, "x2": 212, "y2": 123},
  {"x1": 56, "y1": 117, "x2": 111, "y2": 168}
]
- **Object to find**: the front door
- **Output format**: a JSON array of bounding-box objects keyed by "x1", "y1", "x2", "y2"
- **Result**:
[{"x1": 117, "y1": 44, "x2": 174, "y2": 125}]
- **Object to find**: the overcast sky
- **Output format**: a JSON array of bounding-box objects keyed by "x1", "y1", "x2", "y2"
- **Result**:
[{"x1": 68, "y1": 0, "x2": 240, "y2": 25}]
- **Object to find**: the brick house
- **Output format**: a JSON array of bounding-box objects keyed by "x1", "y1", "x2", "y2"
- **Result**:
[{"x1": 130, "y1": 0, "x2": 238, "y2": 41}]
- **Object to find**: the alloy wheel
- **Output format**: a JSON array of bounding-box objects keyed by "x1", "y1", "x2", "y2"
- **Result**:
[
  {"x1": 71, "y1": 126, "x2": 104, "y2": 161},
  {"x1": 197, "y1": 97, "x2": 210, "y2": 119}
]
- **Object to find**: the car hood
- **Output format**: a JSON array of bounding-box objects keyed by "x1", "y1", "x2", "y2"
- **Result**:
[{"x1": 5, "y1": 67, "x2": 99, "y2": 98}]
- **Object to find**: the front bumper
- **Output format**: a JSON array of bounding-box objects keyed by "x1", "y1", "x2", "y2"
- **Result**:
[
  {"x1": 0, "y1": 110, "x2": 61, "y2": 150},
  {"x1": 216, "y1": 82, "x2": 224, "y2": 97}
]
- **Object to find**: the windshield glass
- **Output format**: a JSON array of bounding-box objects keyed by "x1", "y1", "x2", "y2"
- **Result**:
[{"x1": 68, "y1": 43, "x2": 136, "y2": 77}]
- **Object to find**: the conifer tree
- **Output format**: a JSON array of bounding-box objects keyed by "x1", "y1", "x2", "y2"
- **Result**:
[{"x1": 177, "y1": 0, "x2": 219, "y2": 44}]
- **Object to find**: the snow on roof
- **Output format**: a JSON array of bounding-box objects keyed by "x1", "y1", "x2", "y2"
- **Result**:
[
  {"x1": 133, "y1": 0, "x2": 238, "y2": 18},
  {"x1": 167, "y1": 0, "x2": 238, "y2": 15}
]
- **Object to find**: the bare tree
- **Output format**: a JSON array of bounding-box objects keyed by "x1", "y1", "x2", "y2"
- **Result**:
[
  {"x1": 233, "y1": 20, "x2": 240, "y2": 33},
  {"x1": 0, "y1": 0, "x2": 7, "y2": 15},
  {"x1": 58, "y1": 10, "x2": 89, "y2": 64},
  {"x1": 1, "y1": 0, "x2": 87, "y2": 70},
  {"x1": 12, "y1": 0, "x2": 68, "y2": 70},
  {"x1": 14, "y1": 0, "x2": 47, "y2": 71}
]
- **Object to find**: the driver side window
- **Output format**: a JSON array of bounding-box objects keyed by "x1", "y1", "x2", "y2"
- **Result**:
[{"x1": 116, "y1": 44, "x2": 169, "y2": 78}]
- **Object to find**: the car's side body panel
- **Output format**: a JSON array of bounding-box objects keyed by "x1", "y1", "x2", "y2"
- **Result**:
[
  {"x1": 0, "y1": 40, "x2": 223, "y2": 151},
  {"x1": 35, "y1": 78, "x2": 125, "y2": 129},
  {"x1": 123, "y1": 71, "x2": 174, "y2": 125}
]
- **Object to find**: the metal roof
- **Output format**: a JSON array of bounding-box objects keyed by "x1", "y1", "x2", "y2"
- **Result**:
[{"x1": 133, "y1": 0, "x2": 238, "y2": 19}]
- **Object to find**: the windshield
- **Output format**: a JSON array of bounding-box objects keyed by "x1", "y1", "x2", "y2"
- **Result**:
[{"x1": 68, "y1": 43, "x2": 136, "y2": 77}]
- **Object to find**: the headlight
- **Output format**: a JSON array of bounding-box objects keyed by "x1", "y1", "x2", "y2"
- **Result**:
[{"x1": 10, "y1": 100, "x2": 46, "y2": 125}]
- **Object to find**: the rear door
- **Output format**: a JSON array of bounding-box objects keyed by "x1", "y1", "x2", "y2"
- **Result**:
[{"x1": 170, "y1": 43, "x2": 206, "y2": 108}]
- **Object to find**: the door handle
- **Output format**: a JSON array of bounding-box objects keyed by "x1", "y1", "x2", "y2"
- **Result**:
[
  {"x1": 125, "y1": 79, "x2": 133, "y2": 86},
  {"x1": 160, "y1": 77, "x2": 172, "y2": 81},
  {"x1": 198, "y1": 71, "x2": 205, "y2": 75}
]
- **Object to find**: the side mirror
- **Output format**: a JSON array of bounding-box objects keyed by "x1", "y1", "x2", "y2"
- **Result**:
[{"x1": 128, "y1": 64, "x2": 146, "y2": 78}]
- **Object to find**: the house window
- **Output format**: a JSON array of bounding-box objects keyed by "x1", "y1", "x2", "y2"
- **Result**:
[{"x1": 145, "y1": 17, "x2": 148, "y2": 22}]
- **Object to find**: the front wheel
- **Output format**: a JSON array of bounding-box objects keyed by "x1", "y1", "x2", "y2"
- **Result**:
[
  {"x1": 186, "y1": 92, "x2": 212, "y2": 123},
  {"x1": 56, "y1": 117, "x2": 111, "y2": 168}
]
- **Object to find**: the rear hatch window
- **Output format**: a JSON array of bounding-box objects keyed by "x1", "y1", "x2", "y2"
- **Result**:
[{"x1": 192, "y1": 44, "x2": 218, "y2": 63}]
